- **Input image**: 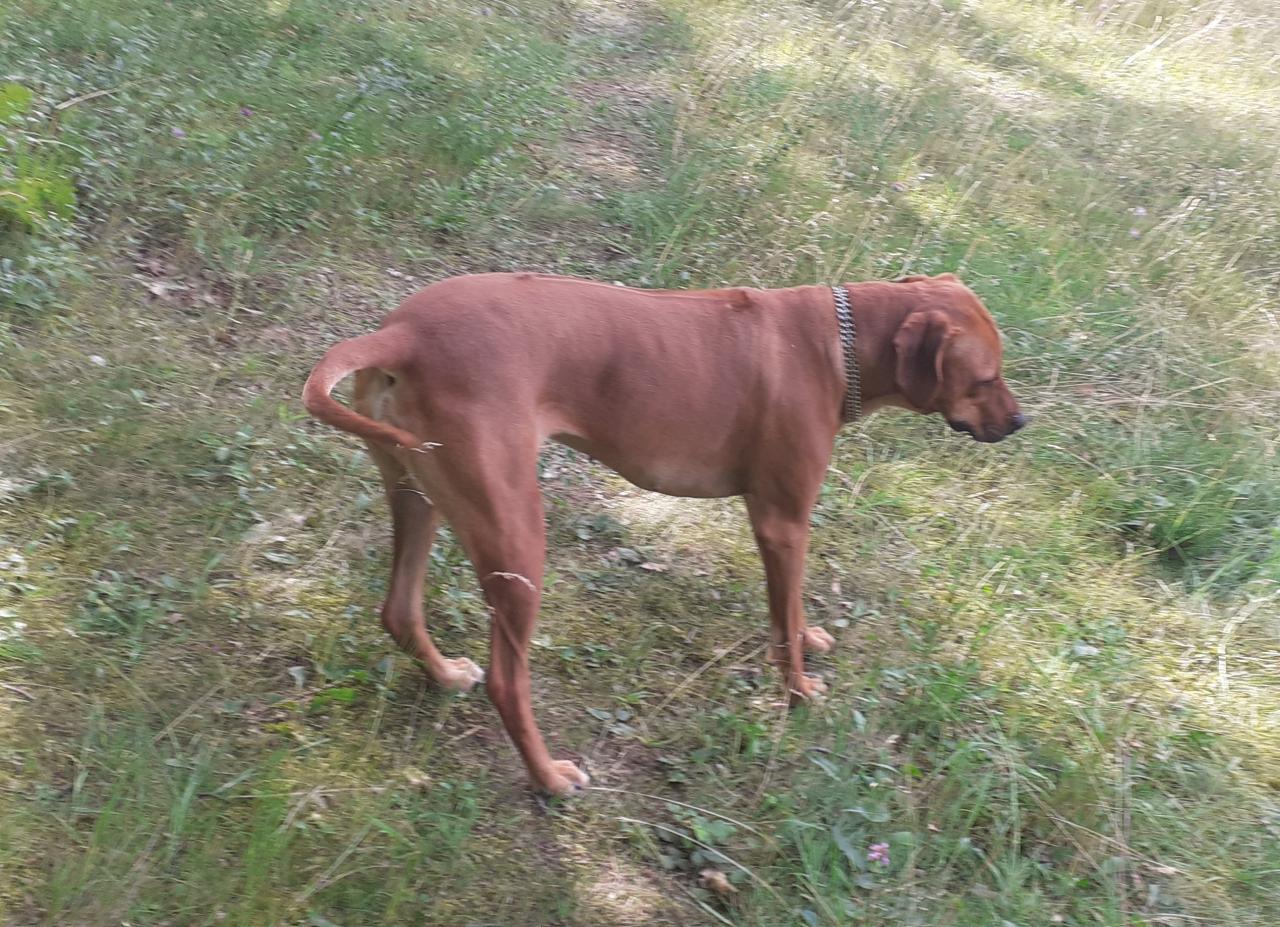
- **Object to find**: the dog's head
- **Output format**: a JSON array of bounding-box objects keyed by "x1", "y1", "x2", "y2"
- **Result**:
[{"x1": 891, "y1": 274, "x2": 1025, "y2": 443}]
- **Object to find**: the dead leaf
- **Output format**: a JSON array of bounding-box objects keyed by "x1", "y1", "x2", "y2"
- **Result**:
[
  {"x1": 135, "y1": 257, "x2": 171, "y2": 276},
  {"x1": 699, "y1": 868, "x2": 737, "y2": 896},
  {"x1": 260, "y1": 325, "x2": 295, "y2": 345},
  {"x1": 639, "y1": 562, "x2": 668, "y2": 573},
  {"x1": 402, "y1": 767, "x2": 432, "y2": 790},
  {"x1": 144, "y1": 279, "x2": 189, "y2": 299}
]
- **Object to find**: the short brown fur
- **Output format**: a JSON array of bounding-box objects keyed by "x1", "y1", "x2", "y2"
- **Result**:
[{"x1": 303, "y1": 272, "x2": 1024, "y2": 795}]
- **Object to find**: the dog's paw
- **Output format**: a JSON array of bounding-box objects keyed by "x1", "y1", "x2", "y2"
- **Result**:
[
  {"x1": 788, "y1": 674, "x2": 828, "y2": 705},
  {"x1": 435, "y1": 657, "x2": 485, "y2": 693},
  {"x1": 802, "y1": 625, "x2": 836, "y2": 653},
  {"x1": 536, "y1": 760, "x2": 591, "y2": 797}
]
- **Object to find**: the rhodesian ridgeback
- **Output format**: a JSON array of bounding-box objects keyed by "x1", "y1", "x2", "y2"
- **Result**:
[{"x1": 303, "y1": 272, "x2": 1025, "y2": 795}]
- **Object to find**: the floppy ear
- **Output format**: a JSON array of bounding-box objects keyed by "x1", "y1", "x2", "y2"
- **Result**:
[{"x1": 893, "y1": 310, "x2": 955, "y2": 410}]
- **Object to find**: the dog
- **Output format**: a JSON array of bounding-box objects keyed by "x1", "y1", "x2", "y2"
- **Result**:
[{"x1": 303, "y1": 271, "x2": 1025, "y2": 795}]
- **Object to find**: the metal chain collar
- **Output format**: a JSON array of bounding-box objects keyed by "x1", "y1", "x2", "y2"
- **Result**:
[{"x1": 831, "y1": 285, "x2": 861, "y2": 423}]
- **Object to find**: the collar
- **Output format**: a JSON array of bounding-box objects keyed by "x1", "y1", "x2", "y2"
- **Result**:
[{"x1": 831, "y1": 285, "x2": 861, "y2": 422}]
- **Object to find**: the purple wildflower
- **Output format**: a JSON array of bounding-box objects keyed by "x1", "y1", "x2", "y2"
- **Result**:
[
  {"x1": 170, "y1": 126, "x2": 187, "y2": 139},
  {"x1": 868, "y1": 842, "x2": 890, "y2": 866},
  {"x1": 239, "y1": 106, "x2": 254, "y2": 118}
]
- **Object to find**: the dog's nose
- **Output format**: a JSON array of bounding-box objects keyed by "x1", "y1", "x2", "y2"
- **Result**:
[{"x1": 1010, "y1": 412, "x2": 1027, "y2": 432}]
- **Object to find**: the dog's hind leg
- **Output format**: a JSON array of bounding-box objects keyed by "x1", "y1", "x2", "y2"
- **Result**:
[
  {"x1": 471, "y1": 505, "x2": 589, "y2": 797},
  {"x1": 402, "y1": 422, "x2": 589, "y2": 796},
  {"x1": 368, "y1": 444, "x2": 484, "y2": 692}
]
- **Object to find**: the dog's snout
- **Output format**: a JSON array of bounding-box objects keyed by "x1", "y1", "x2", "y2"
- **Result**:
[{"x1": 1010, "y1": 412, "x2": 1027, "y2": 433}]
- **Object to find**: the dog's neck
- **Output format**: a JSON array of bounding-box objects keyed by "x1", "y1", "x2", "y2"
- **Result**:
[{"x1": 843, "y1": 282, "x2": 922, "y2": 415}]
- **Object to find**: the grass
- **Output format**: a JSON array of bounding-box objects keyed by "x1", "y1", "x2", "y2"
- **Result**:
[{"x1": 2, "y1": 0, "x2": 1279, "y2": 924}]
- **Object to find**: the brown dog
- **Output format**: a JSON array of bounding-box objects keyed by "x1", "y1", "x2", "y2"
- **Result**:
[{"x1": 303, "y1": 272, "x2": 1024, "y2": 795}]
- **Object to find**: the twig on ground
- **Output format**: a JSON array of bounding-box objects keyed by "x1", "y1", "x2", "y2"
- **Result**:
[
  {"x1": 1, "y1": 682, "x2": 35, "y2": 701},
  {"x1": 482, "y1": 571, "x2": 537, "y2": 592}
]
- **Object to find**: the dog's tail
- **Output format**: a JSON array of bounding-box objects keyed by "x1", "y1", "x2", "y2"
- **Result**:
[{"x1": 302, "y1": 327, "x2": 425, "y2": 449}]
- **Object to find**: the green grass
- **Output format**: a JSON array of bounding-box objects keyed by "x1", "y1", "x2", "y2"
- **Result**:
[{"x1": 3, "y1": 0, "x2": 1279, "y2": 924}]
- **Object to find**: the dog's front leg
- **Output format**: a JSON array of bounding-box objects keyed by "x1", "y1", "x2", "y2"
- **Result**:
[{"x1": 746, "y1": 492, "x2": 829, "y2": 703}]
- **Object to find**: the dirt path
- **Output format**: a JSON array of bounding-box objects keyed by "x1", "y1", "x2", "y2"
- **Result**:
[{"x1": 562, "y1": 1, "x2": 668, "y2": 193}]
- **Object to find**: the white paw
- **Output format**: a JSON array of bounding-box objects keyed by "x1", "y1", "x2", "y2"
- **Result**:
[
  {"x1": 789, "y1": 674, "x2": 828, "y2": 705},
  {"x1": 538, "y1": 760, "x2": 590, "y2": 797},
  {"x1": 803, "y1": 625, "x2": 836, "y2": 653},
  {"x1": 436, "y1": 657, "x2": 485, "y2": 693}
]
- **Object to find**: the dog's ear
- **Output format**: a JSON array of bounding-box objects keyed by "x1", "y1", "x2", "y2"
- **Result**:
[{"x1": 893, "y1": 310, "x2": 956, "y2": 410}]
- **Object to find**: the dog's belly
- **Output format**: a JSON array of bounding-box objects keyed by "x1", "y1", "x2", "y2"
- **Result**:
[{"x1": 551, "y1": 433, "x2": 741, "y2": 499}]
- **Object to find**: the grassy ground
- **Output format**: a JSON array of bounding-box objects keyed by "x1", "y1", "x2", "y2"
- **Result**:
[{"x1": 2, "y1": 0, "x2": 1279, "y2": 924}]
